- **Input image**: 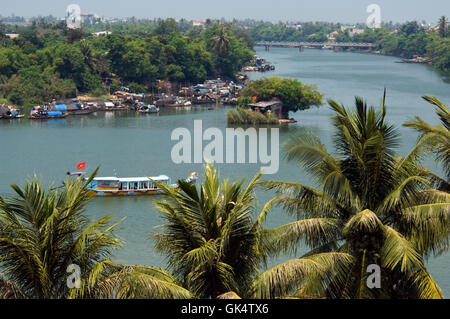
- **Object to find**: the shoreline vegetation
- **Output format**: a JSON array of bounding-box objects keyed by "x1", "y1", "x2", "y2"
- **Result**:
[
  {"x1": 0, "y1": 93, "x2": 448, "y2": 299},
  {"x1": 229, "y1": 76, "x2": 323, "y2": 124},
  {"x1": 0, "y1": 19, "x2": 254, "y2": 110},
  {"x1": 227, "y1": 106, "x2": 280, "y2": 125},
  {"x1": 247, "y1": 17, "x2": 450, "y2": 74}
]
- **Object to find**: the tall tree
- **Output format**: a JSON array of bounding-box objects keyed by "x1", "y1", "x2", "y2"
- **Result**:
[
  {"x1": 239, "y1": 76, "x2": 323, "y2": 119},
  {"x1": 80, "y1": 41, "x2": 96, "y2": 72},
  {"x1": 258, "y1": 93, "x2": 449, "y2": 299},
  {"x1": 439, "y1": 16, "x2": 447, "y2": 38},
  {"x1": 404, "y1": 96, "x2": 450, "y2": 190},
  {"x1": 211, "y1": 24, "x2": 231, "y2": 56},
  {"x1": 153, "y1": 163, "x2": 276, "y2": 298},
  {"x1": 0, "y1": 172, "x2": 191, "y2": 299}
]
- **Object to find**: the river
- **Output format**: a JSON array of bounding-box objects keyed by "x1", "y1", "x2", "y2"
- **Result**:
[{"x1": 0, "y1": 46, "x2": 449, "y2": 296}]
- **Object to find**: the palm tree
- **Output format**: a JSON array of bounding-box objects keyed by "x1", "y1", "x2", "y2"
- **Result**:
[
  {"x1": 258, "y1": 93, "x2": 449, "y2": 299},
  {"x1": 211, "y1": 24, "x2": 231, "y2": 56},
  {"x1": 80, "y1": 42, "x2": 96, "y2": 72},
  {"x1": 152, "y1": 163, "x2": 277, "y2": 298},
  {"x1": 404, "y1": 96, "x2": 450, "y2": 190},
  {"x1": 439, "y1": 16, "x2": 447, "y2": 38},
  {"x1": 0, "y1": 172, "x2": 192, "y2": 299}
]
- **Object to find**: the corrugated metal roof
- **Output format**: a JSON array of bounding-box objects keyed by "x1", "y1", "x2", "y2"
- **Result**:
[{"x1": 93, "y1": 176, "x2": 170, "y2": 182}]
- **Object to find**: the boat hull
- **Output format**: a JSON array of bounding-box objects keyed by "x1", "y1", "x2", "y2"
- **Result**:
[
  {"x1": 88, "y1": 189, "x2": 166, "y2": 197},
  {"x1": 138, "y1": 110, "x2": 159, "y2": 113}
]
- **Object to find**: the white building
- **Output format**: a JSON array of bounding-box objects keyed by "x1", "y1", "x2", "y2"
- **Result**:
[
  {"x1": 93, "y1": 31, "x2": 112, "y2": 37},
  {"x1": 340, "y1": 25, "x2": 365, "y2": 36},
  {"x1": 192, "y1": 20, "x2": 206, "y2": 27}
]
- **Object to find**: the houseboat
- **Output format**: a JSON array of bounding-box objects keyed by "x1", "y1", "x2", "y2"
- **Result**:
[
  {"x1": 30, "y1": 106, "x2": 67, "y2": 119},
  {"x1": 52, "y1": 103, "x2": 97, "y2": 115},
  {"x1": 0, "y1": 105, "x2": 24, "y2": 119},
  {"x1": 167, "y1": 99, "x2": 187, "y2": 107},
  {"x1": 79, "y1": 172, "x2": 199, "y2": 197},
  {"x1": 138, "y1": 105, "x2": 159, "y2": 113}
]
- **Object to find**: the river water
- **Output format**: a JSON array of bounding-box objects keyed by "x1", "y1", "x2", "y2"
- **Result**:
[{"x1": 0, "y1": 46, "x2": 449, "y2": 296}]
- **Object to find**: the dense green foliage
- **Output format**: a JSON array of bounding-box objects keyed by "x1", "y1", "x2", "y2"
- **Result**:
[
  {"x1": 0, "y1": 19, "x2": 253, "y2": 107},
  {"x1": 346, "y1": 21, "x2": 450, "y2": 74},
  {"x1": 227, "y1": 106, "x2": 280, "y2": 125},
  {"x1": 405, "y1": 96, "x2": 450, "y2": 188},
  {"x1": 247, "y1": 20, "x2": 399, "y2": 42},
  {"x1": 153, "y1": 163, "x2": 276, "y2": 298},
  {"x1": 238, "y1": 76, "x2": 323, "y2": 119},
  {"x1": 259, "y1": 93, "x2": 449, "y2": 299}
]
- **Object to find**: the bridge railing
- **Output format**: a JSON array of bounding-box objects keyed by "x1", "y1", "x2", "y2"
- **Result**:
[{"x1": 256, "y1": 41, "x2": 376, "y2": 48}]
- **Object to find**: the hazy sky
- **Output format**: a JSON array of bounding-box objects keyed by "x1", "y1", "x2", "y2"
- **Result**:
[{"x1": 2, "y1": 0, "x2": 450, "y2": 23}]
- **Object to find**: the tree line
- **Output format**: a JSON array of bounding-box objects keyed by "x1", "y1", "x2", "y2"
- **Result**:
[
  {"x1": 0, "y1": 19, "x2": 254, "y2": 107},
  {"x1": 248, "y1": 18, "x2": 450, "y2": 75},
  {"x1": 0, "y1": 93, "x2": 448, "y2": 299}
]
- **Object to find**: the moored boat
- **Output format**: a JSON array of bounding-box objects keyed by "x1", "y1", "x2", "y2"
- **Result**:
[
  {"x1": 0, "y1": 105, "x2": 24, "y2": 119},
  {"x1": 138, "y1": 105, "x2": 159, "y2": 113},
  {"x1": 73, "y1": 172, "x2": 199, "y2": 197},
  {"x1": 167, "y1": 101, "x2": 185, "y2": 107},
  {"x1": 30, "y1": 106, "x2": 68, "y2": 119},
  {"x1": 50, "y1": 103, "x2": 97, "y2": 115}
]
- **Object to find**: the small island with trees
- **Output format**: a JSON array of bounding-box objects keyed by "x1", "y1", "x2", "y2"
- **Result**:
[{"x1": 228, "y1": 76, "x2": 323, "y2": 125}]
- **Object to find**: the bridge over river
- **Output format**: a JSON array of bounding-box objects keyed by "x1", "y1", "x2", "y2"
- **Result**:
[{"x1": 255, "y1": 41, "x2": 376, "y2": 52}]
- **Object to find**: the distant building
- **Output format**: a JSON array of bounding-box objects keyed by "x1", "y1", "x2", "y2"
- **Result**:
[
  {"x1": 93, "y1": 31, "x2": 112, "y2": 37},
  {"x1": 80, "y1": 13, "x2": 99, "y2": 24},
  {"x1": 193, "y1": 20, "x2": 206, "y2": 27},
  {"x1": 5, "y1": 33, "x2": 19, "y2": 39},
  {"x1": 248, "y1": 98, "x2": 283, "y2": 118},
  {"x1": 328, "y1": 31, "x2": 339, "y2": 43},
  {"x1": 340, "y1": 25, "x2": 364, "y2": 36},
  {"x1": 288, "y1": 22, "x2": 302, "y2": 29}
]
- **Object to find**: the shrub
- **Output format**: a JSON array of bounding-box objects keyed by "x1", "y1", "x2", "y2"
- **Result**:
[{"x1": 227, "y1": 106, "x2": 279, "y2": 125}]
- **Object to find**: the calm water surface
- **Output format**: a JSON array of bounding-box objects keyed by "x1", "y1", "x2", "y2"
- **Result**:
[{"x1": 1, "y1": 47, "x2": 449, "y2": 295}]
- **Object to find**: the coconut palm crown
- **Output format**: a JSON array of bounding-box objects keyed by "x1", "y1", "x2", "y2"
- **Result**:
[
  {"x1": 0, "y1": 171, "x2": 192, "y2": 299},
  {"x1": 153, "y1": 163, "x2": 277, "y2": 298},
  {"x1": 258, "y1": 92, "x2": 450, "y2": 299},
  {"x1": 404, "y1": 96, "x2": 450, "y2": 190}
]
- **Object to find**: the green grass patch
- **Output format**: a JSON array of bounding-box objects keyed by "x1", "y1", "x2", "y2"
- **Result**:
[{"x1": 227, "y1": 106, "x2": 279, "y2": 125}]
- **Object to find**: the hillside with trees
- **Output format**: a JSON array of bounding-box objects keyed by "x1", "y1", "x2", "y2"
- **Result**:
[
  {"x1": 246, "y1": 18, "x2": 450, "y2": 76},
  {"x1": 0, "y1": 19, "x2": 253, "y2": 108}
]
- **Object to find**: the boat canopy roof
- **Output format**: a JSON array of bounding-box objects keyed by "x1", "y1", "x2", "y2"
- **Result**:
[
  {"x1": 93, "y1": 177, "x2": 119, "y2": 181},
  {"x1": 119, "y1": 176, "x2": 169, "y2": 182},
  {"x1": 92, "y1": 175, "x2": 170, "y2": 182}
]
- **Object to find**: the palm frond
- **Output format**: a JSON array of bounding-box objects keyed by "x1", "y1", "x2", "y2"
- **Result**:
[{"x1": 250, "y1": 252, "x2": 353, "y2": 299}]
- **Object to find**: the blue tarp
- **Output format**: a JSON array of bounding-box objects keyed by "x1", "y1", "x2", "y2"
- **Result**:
[
  {"x1": 54, "y1": 104, "x2": 67, "y2": 111},
  {"x1": 48, "y1": 111, "x2": 63, "y2": 116}
]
